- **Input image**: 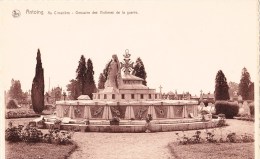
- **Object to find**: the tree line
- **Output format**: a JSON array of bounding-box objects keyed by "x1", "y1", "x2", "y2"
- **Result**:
[
  {"x1": 8, "y1": 48, "x2": 253, "y2": 114},
  {"x1": 215, "y1": 67, "x2": 254, "y2": 101}
]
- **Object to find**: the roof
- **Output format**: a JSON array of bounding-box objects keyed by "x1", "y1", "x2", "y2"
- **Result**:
[
  {"x1": 119, "y1": 84, "x2": 150, "y2": 90},
  {"x1": 77, "y1": 95, "x2": 91, "y2": 100},
  {"x1": 121, "y1": 74, "x2": 144, "y2": 81}
]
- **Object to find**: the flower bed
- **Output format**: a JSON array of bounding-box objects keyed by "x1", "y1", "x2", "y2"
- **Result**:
[
  {"x1": 5, "y1": 109, "x2": 40, "y2": 119},
  {"x1": 5, "y1": 121, "x2": 74, "y2": 145},
  {"x1": 5, "y1": 108, "x2": 54, "y2": 119}
]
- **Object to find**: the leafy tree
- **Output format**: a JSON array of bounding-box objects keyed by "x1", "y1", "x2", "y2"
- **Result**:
[
  {"x1": 132, "y1": 57, "x2": 147, "y2": 86},
  {"x1": 85, "y1": 58, "x2": 96, "y2": 99},
  {"x1": 248, "y1": 82, "x2": 254, "y2": 100},
  {"x1": 66, "y1": 79, "x2": 79, "y2": 100},
  {"x1": 238, "y1": 67, "x2": 251, "y2": 100},
  {"x1": 50, "y1": 87, "x2": 62, "y2": 101},
  {"x1": 6, "y1": 99, "x2": 19, "y2": 109},
  {"x1": 228, "y1": 82, "x2": 239, "y2": 98},
  {"x1": 214, "y1": 70, "x2": 230, "y2": 100},
  {"x1": 98, "y1": 73, "x2": 106, "y2": 89},
  {"x1": 76, "y1": 55, "x2": 88, "y2": 96},
  {"x1": 31, "y1": 49, "x2": 45, "y2": 114},
  {"x1": 9, "y1": 79, "x2": 23, "y2": 102}
]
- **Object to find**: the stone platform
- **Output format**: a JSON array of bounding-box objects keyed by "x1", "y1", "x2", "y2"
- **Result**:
[{"x1": 44, "y1": 119, "x2": 219, "y2": 133}]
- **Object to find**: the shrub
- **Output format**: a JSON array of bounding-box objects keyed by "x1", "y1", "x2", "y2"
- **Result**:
[
  {"x1": 5, "y1": 123, "x2": 23, "y2": 142},
  {"x1": 43, "y1": 129, "x2": 74, "y2": 145},
  {"x1": 175, "y1": 131, "x2": 203, "y2": 145},
  {"x1": 215, "y1": 101, "x2": 239, "y2": 119},
  {"x1": 21, "y1": 126, "x2": 43, "y2": 143},
  {"x1": 5, "y1": 122, "x2": 74, "y2": 145},
  {"x1": 249, "y1": 103, "x2": 254, "y2": 116},
  {"x1": 6, "y1": 99, "x2": 19, "y2": 109}
]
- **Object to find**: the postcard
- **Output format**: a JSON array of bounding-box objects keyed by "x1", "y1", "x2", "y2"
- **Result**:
[{"x1": 1, "y1": 1, "x2": 259, "y2": 159}]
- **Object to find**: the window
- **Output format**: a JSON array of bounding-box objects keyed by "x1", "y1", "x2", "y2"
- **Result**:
[
  {"x1": 98, "y1": 94, "x2": 100, "y2": 99},
  {"x1": 121, "y1": 94, "x2": 125, "y2": 99},
  {"x1": 131, "y1": 94, "x2": 135, "y2": 99},
  {"x1": 112, "y1": 94, "x2": 115, "y2": 99},
  {"x1": 149, "y1": 94, "x2": 152, "y2": 99},
  {"x1": 140, "y1": 94, "x2": 144, "y2": 99},
  {"x1": 155, "y1": 94, "x2": 157, "y2": 99},
  {"x1": 104, "y1": 94, "x2": 107, "y2": 99}
]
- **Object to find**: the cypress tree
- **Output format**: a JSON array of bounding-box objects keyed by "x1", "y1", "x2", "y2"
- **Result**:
[
  {"x1": 132, "y1": 57, "x2": 147, "y2": 86},
  {"x1": 31, "y1": 49, "x2": 45, "y2": 114},
  {"x1": 86, "y1": 58, "x2": 96, "y2": 99},
  {"x1": 248, "y1": 82, "x2": 254, "y2": 100},
  {"x1": 238, "y1": 67, "x2": 251, "y2": 100},
  {"x1": 103, "y1": 60, "x2": 112, "y2": 81},
  {"x1": 98, "y1": 73, "x2": 106, "y2": 89},
  {"x1": 76, "y1": 55, "x2": 87, "y2": 96},
  {"x1": 214, "y1": 70, "x2": 230, "y2": 100}
]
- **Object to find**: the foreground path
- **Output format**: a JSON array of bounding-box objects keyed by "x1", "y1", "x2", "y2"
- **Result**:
[{"x1": 69, "y1": 119, "x2": 254, "y2": 159}]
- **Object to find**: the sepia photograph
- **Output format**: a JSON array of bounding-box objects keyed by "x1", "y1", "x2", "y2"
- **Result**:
[{"x1": 0, "y1": 0, "x2": 259, "y2": 158}]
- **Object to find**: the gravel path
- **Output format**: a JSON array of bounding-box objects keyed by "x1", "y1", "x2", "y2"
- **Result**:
[{"x1": 69, "y1": 119, "x2": 254, "y2": 159}]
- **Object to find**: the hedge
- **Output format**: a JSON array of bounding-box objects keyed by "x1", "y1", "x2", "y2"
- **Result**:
[
  {"x1": 215, "y1": 101, "x2": 239, "y2": 119},
  {"x1": 249, "y1": 103, "x2": 254, "y2": 116}
]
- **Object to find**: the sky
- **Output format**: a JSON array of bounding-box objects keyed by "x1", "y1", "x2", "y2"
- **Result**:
[{"x1": 0, "y1": 0, "x2": 258, "y2": 96}]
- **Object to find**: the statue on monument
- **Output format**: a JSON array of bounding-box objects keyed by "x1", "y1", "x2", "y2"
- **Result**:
[{"x1": 105, "y1": 54, "x2": 123, "y2": 89}]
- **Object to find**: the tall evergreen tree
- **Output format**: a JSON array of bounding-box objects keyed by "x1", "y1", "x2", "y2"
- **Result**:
[
  {"x1": 31, "y1": 49, "x2": 45, "y2": 114},
  {"x1": 214, "y1": 70, "x2": 230, "y2": 100},
  {"x1": 103, "y1": 60, "x2": 112, "y2": 81},
  {"x1": 132, "y1": 57, "x2": 147, "y2": 86},
  {"x1": 238, "y1": 67, "x2": 251, "y2": 100},
  {"x1": 86, "y1": 58, "x2": 96, "y2": 99},
  {"x1": 248, "y1": 82, "x2": 254, "y2": 100},
  {"x1": 76, "y1": 55, "x2": 88, "y2": 96},
  {"x1": 9, "y1": 79, "x2": 23, "y2": 102},
  {"x1": 98, "y1": 73, "x2": 106, "y2": 89}
]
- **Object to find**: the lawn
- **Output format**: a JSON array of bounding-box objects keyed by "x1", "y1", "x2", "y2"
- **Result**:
[
  {"x1": 168, "y1": 142, "x2": 254, "y2": 159},
  {"x1": 167, "y1": 119, "x2": 255, "y2": 159},
  {"x1": 5, "y1": 142, "x2": 77, "y2": 159},
  {"x1": 5, "y1": 117, "x2": 77, "y2": 159}
]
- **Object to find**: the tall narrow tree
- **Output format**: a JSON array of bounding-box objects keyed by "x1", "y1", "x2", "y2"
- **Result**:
[
  {"x1": 248, "y1": 82, "x2": 254, "y2": 100},
  {"x1": 103, "y1": 60, "x2": 112, "y2": 81},
  {"x1": 214, "y1": 70, "x2": 230, "y2": 100},
  {"x1": 132, "y1": 57, "x2": 147, "y2": 86},
  {"x1": 31, "y1": 49, "x2": 45, "y2": 114},
  {"x1": 86, "y1": 58, "x2": 96, "y2": 99},
  {"x1": 98, "y1": 73, "x2": 106, "y2": 89},
  {"x1": 238, "y1": 67, "x2": 251, "y2": 100},
  {"x1": 76, "y1": 55, "x2": 87, "y2": 96}
]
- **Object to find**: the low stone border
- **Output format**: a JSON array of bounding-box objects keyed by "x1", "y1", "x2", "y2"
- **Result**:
[{"x1": 44, "y1": 120, "x2": 219, "y2": 133}]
